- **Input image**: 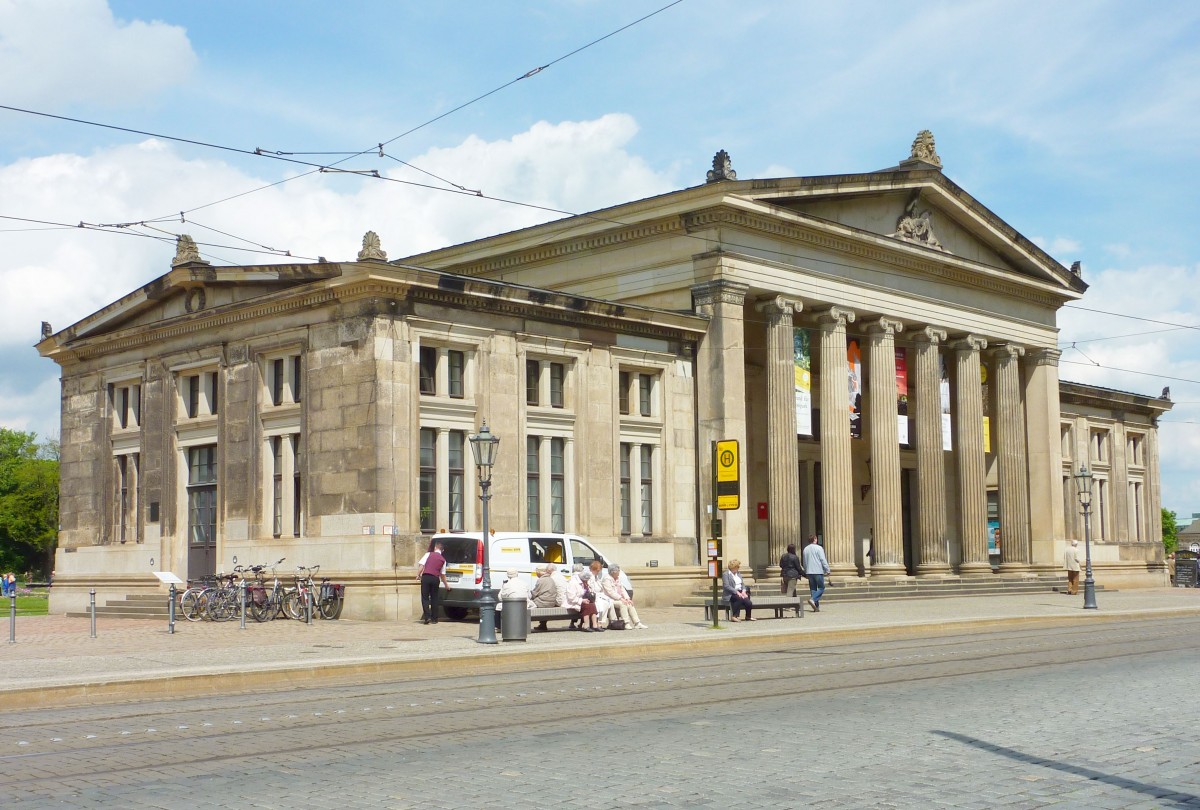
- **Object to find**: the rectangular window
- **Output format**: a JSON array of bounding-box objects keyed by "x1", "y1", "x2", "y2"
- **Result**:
[
  {"x1": 448, "y1": 350, "x2": 465, "y2": 399},
  {"x1": 208, "y1": 371, "x2": 218, "y2": 415},
  {"x1": 112, "y1": 384, "x2": 141, "y2": 430},
  {"x1": 1097, "y1": 478, "x2": 1108, "y2": 540},
  {"x1": 618, "y1": 371, "x2": 630, "y2": 415},
  {"x1": 419, "y1": 347, "x2": 437, "y2": 396},
  {"x1": 640, "y1": 445, "x2": 653, "y2": 534},
  {"x1": 292, "y1": 435, "x2": 302, "y2": 536},
  {"x1": 187, "y1": 375, "x2": 200, "y2": 419},
  {"x1": 419, "y1": 428, "x2": 436, "y2": 532},
  {"x1": 271, "y1": 358, "x2": 285, "y2": 407},
  {"x1": 187, "y1": 445, "x2": 217, "y2": 546},
  {"x1": 526, "y1": 436, "x2": 540, "y2": 531},
  {"x1": 448, "y1": 430, "x2": 465, "y2": 531},
  {"x1": 619, "y1": 442, "x2": 631, "y2": 535},
  {"x1": 550, "y1": 437, "x2": 565, "y2": 533},
  {"x1": 292, "y1": 356, "x2": 303, "y2": 402},
  {"x1": 272, "y1": 436, "x2": 284, "y2": 537},
  {"x1": 526, "y1": 360, "x2": 540, "y2": 406},
  {"x1": 115, "y1": 453, "x2": 139, "y2": 543},
  {"x1": 1060, "y1": 424, "x2": 1073, "y2": 461},
  {"x1": 639, "y1": 374, "x2": 653, "y2": 417},
  {"x1": 550, "y1": 363, "x2": 564, "y2": 409},
  {"x1": 1091, "y1": 429, "x2": 1109, "y2": 464}
]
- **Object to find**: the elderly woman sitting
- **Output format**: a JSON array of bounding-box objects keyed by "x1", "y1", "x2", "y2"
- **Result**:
[
  {"x1": 599, "y1": 564, "x2": 648, "y2": 629},
  {"x1": 722, "y1": 559, "x2": 754, "y2": 621},
  {"x1": 565, "y1": 570, "x2": 602, "y2": 632}
]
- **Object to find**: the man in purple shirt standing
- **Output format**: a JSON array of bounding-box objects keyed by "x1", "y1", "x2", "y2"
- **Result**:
[{"x1": 416, "y1": 541, "x2": 450, "y2": 624}]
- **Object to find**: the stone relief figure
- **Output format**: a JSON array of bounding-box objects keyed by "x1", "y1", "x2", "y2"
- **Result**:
[
  {"x1": 706, "y1": 150, "x2": 737, "y2": 183},
  {"x1": 357, "y1": 230, "x2": 388, "y2": 261},
  {"x1": 40, "y1": 321, "x2": 52, "y2": 340},
  {"x1": 892, "y1": 193, "x2": 944, "y2": 250},
  {"x1": 909, "y1": 129, "x2": 942, "y2": 168},
  {"x1": 171, "y1": 234, "x2": 207, "y2": 267}
]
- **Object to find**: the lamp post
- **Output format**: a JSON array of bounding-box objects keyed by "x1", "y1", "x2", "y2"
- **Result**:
[
  {"x1": 1074, "y1": 464, "x2": 1098, "y2": 610},
  {"x1": 469, "y1": 420, "x2": 500, "y2": 644}
]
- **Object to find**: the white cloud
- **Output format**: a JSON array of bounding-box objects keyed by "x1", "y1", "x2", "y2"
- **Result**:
[
  {"x1": 1031, "y1": 235, "x2": 1082, "y2": 263},
  {"x1": 0, "y1": 0, "x2": 195, "y2": 108}
]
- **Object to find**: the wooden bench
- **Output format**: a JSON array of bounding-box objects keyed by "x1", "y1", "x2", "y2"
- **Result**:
[
  {"x1": 703, "y1": 595, "x2": 804, "y2": 621},
  {"x1": 528, "y1": 605, "x2": 578, "y2": 630}
]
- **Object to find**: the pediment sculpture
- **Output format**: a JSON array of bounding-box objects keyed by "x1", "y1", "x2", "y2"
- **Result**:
[
  {"x1": 909, "y1": 130, "x2": 942, "y2": 168},
  {"x1": 171, "y1": 234, "x2": 209, "y2": 268},
  {"x1": 706, "y1": 150, "x2": 737, "y2": 183},
  {"x1": 892, "y1": 193, "x2": 945, "y2": 251}
]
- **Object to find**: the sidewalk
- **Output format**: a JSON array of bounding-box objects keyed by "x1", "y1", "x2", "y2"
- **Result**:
[{"x1": 3, "y1": 588, "x2": 1198, "y2": 710}]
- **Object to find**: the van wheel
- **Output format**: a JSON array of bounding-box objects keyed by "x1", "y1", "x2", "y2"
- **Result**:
[{"x1": 443, "y1": 607, "x2": 469, "y2": 621}]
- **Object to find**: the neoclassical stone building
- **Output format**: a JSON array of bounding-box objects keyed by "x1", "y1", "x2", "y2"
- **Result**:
[{"x1": 39, "y1": 133, "x2": 1171, "y2": 618}]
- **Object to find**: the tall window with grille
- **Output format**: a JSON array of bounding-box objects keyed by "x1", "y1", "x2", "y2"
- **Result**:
[
  {"x1": 269, "y1": 355, "x2": 302, "y2": 406},
  {"x1": 111, "y1": 383, "x2": 141, "y2": 430},
  {"x1": 640, "y1": 445, "x2": 653, "y2": 534},
  {"x1": 550, "y1": 437, "x2": 565, "y2": 533},
  {"x1": 448, "y1": 430, "x2": 465, "y2": 531},
  {"x1": 619, "y1": 443, "x2": 632, "y2": 535},
  {"x1": 187, "y1": 445, "x2": 218, "y2": 547},
  {"x1": 526, "y1": 360, "x2": 540, "y2": 406},
  {"x1": 419, "y1": 346, "x2": 466, "y2": 399},
  {"x1": 526, "y1": 436, "x2": 541, "y2": 531},
  {"x1": 115, "y1": 453, "x2": 139, "y2": 543},
  {"x1": 269, "y1": 434, "x2": 302, "y2": 537},
  {"x1": 183, "y1": 371, "x2": 219, "y2": 418},
  {"x1": 419, "y1": 428, "x2": 436, "y2": 533}
]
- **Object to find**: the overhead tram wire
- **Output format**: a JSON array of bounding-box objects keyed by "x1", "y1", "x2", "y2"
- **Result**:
[{"x1": 1059, "y1": 358, "x2": 1200, "y2": 387}]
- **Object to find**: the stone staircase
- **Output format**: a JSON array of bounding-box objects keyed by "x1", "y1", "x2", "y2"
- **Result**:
[
  {"x1": 65, "y1": 593, "x2": 174, "y2": 619},
  {"x1": 676, "y1": 573, "x2": 1103, "y2": 608}
]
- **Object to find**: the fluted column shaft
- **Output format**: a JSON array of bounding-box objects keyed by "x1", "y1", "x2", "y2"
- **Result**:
[
  {"x1": 953, "y1": 335, "x2": 991, "y2": 574},
  {"x1": 757, "y1": 297, "x2": 802, "y2": 566},
  {"x1": 994, "y1": 344, "x2": 1031, "y2": 569},
  {"x1": 866, "y1": 318, "x2": 905, "y2": 576},
  {"x1": 817, "y1": 307, "x2": 856, "y2": 577},
  {"x1": 913, "y1": 327, "x2": 951, "y2": 575}
]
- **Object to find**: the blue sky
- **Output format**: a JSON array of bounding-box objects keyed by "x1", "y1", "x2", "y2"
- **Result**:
[{"x1": 2, "y1": 0, "x2": 1198, "y2": 516}]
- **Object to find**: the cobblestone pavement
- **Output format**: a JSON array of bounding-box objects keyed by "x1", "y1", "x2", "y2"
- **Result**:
[{"x1": 1, "y1": 616, "x2": 1197, "y2": 808}]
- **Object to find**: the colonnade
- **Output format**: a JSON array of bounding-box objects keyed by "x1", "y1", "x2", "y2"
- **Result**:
[{"x1": 694, "y1": 278, "x2": 1065, "y2": 579}]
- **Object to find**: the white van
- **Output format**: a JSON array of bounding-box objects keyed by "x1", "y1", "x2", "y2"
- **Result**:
[{"x1": 430, "y1": 532, "x2": 612, "y2": 620}]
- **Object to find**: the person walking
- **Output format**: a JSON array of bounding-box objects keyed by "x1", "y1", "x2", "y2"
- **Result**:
[
  {"x1": 802, "y1": 535, "x2": 830, "y2": 612},
  {"x1": 779, "y1": 543, "x2": 803, "y2": 616},
  {"x1": 415, "y1": 541, "x2": 450, "y2": 624},
  {"x1": 1063, "y1": 539, "x2": 1081, "y2": 595}
]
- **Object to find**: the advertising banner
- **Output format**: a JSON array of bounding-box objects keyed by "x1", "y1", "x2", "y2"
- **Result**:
[
  {"x1": 940, "y1": 354, "x2": 952, "y2": 451},
  {"x1": 794, "y1": 328, "x2": 812, "y2": 436},
  {"x1": 848, "y1": 338, "x2": 863, "y2": 439},
  {"x1": 895, "y1": 348, "x2": 909, "y2": 445}
]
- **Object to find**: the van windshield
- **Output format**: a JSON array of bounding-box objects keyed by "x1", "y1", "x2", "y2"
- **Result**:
[{"x1": 439, "y1": 538, "x2": 478, "y2": 565}]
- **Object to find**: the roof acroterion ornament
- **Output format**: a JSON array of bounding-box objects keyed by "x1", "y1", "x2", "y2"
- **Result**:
[
  {"x1": 706, "y1": 150, "x2": 737, "y2": 183},
  {"x1": 904, "y1": 130, "x2": 942, "y2": 169},
  {"x1": 357, "y1": 230, "x2": 388, "y2": 262},
  {"x1": 171, "y1": 234, "x2": 210, "y2": 268}
]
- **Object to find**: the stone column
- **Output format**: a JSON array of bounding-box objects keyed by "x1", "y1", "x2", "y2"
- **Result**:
[
  {"x1": 692, "y1": 278, "x2": 750, "y2": 567},
  {"x1": 866, "y1": 317, "x2": 905, "y2": 577},
  {"x1": 816, "y1": 307, "x2": 857, "y2": 577},
  {"x1": 1023, "y1": 348, "x2": 1064, "y2": 569},
  {"x1": 993, "y1": 344, "x2": 1031, "y2": 570},
  {"x1": 756, "y1": 296, "x2": 802, "y2": 566},
  {"x1": 952, "y1": 335, "x2": 991, "y2": 575},
  {"x1": 912, "y1": 326, "x2": 951, "y2": 576}
]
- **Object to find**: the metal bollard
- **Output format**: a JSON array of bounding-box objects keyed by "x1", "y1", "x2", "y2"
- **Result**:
[
  {"x1": 8, "y1": 592, "x2": 14, "y2": 644},
  {"x1": 306, "y1": 590, "x2": 312, "y2": 625},
  {"x1": 239, "y1": 580, "x2": 246, "y2": 630},
  {"x1": 168, "y1": 583, "x2": 176, "y2": 635},
  {"x1": 89, "y1": 589, "x2": 96, "y2": 638}
]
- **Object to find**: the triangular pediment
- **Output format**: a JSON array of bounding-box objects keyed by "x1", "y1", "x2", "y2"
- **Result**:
[
  {"x1": 732, "y1": 171, "x2": 1083, "y2": 294},
  {"x1": 40, "y1": 262, "x2": 342, "y2": 349}
]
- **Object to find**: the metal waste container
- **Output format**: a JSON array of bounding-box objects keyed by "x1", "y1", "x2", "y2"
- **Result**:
[{"x1": 500, "y1": 598, "x2": 530, "y2": 641}]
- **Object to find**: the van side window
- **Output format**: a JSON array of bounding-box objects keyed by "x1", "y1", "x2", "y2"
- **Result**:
[
  {"x1": 530, "y1": 538, "x2": 565, "y2": 565},
  {"x1": 570, "y1": 539, "x2": 599, "y2": 568}
]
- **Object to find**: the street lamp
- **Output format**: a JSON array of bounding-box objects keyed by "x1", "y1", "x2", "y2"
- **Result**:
[
  {"x1": 1073, "y1": 464, "x2": 1098, "y2": 610},
  {"x1": 469, "y1": 420, "x2": 501, "y2": 644}
]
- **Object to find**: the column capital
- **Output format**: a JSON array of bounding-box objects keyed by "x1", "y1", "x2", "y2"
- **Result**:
[
  {"x1": 691, "y1": 279, "x2": 749, "y2": 309},
  {"x1": 754, "y1": 295, "x2": 803, "y2": 317},
  {"x1": 865, "y1": 317, "x2": 904, "y2": 337},
  {"x1": 911, "y1": 325, "x2": 948, "y2": 346},
  {"x1": 991, "y1": 343, "x2": 1026, "y2": 361},
  {"x1": 815, "y1": 306, "x2": 856, "y2": 330},
  {"x1": 950, "y1": 334, "x2": 988, "y2": 353},
  {"x1": 1028, "y1": 347, "x2": 1062, "y2": 367}
]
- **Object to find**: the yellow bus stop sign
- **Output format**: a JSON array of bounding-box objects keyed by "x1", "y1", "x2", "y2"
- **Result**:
[{"x1": 716, "y1": 439, "x2": 740, "y2": 510}]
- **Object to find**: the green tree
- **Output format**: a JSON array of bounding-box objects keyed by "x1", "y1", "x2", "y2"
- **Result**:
[
  {"x1": 0, "y1": 428, "x2": 59, "y2": 578},
  {"x1": 1162, "y1": 508, "x2": 1179, "y2": 555}
]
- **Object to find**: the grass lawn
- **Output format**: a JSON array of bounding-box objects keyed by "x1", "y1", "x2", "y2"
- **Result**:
[{"x1": 12, "y1": 593, "x2": 48, "y2": 616}]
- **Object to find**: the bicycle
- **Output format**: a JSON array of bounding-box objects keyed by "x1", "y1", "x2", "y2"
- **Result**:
[
  {"x1": 282, "y1": 565, "x2": 320, "y2": 621},
  {"x1": 246, "y1": 558, "x2": 287, "y2": 622}
]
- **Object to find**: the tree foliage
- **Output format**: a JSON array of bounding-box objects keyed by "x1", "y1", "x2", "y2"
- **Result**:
[
  {"x1": 0, "y1": 428, "x2": 59, "y2": 578},
  {"x1": 1162, "y1": 508, "x2": 1179, "y2": 555}
]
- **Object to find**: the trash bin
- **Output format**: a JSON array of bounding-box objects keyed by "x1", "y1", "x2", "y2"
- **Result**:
[{"x1": 500, "y1": 598, "x2": 529, "y2": 641}]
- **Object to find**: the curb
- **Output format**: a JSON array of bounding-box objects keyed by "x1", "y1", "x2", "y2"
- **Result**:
[{"x1": 4, "y1": 606, "x2": 1198, "y2": 711}]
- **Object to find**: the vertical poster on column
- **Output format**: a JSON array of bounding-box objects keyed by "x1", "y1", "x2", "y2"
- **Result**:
[
  {"x1": 793, "y1": 328, "x2": 812, "y2": 436},
  {"x1": 847, "y1": 338, "x2": 863, "y2": 439},
  {"x1": 940, "y1": 355, "x2": 953, "y2": 451},
  {"x1": 895, "y1": 348, "x2": 909, "y2": 445},
  {"x1": 981, "y1": 363, "x2": 991, "y2": 453}
]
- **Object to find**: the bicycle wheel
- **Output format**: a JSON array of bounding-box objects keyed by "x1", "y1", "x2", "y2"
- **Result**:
[
  {"x1": 318, "y1": 595, "x2": 342, "y2": 620},
  {"x1": 248, "y1": 590, "x2": 271, "y2": 623},
  {"x1": 210, "y1": 589, "x2": 237, "y2": 622},
  {"x1": 281, "y1": 590, "x2": 303, "y2": 621},
  {"x1": 179, "y1": 589, "x2": 204, "y2": 622}
]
